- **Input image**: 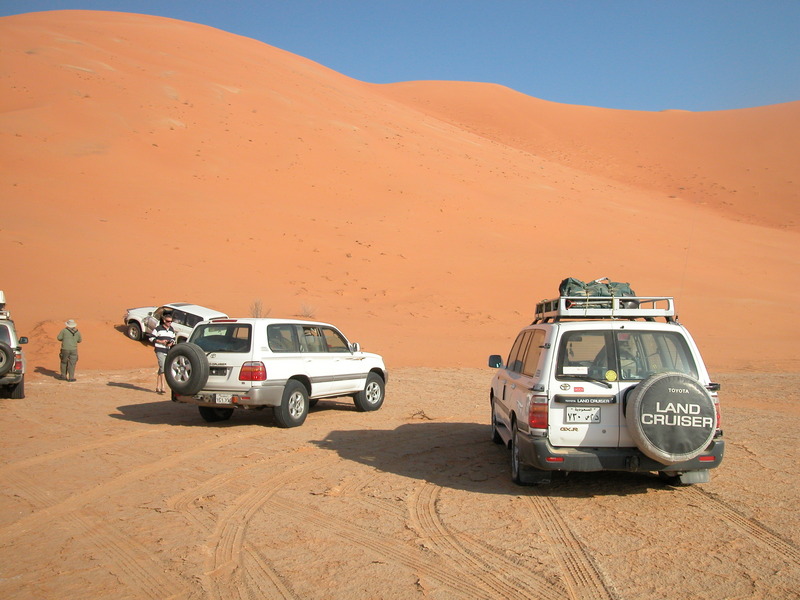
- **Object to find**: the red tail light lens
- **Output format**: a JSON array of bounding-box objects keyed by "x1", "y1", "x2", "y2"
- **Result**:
[
  {"x1": 528, "y1": 395, "x2": 548, "y2": 429},
  {"x1": 13, "y1": 351, "x2": 23, "y2": 372},
  {"x1": 239, "y1": 362, "x2": 266, "y2": 381}
]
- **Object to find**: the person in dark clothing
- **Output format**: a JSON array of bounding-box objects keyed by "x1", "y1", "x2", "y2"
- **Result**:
[{"x1": 57, "y1": 319, "x2": 82, "y2": 381}]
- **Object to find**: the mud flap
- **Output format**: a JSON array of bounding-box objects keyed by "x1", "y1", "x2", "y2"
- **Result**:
[
  {"x1": 677, "y1": 469, "x2": 710, "y2": 484},
  {"x1": 518, "y1": 465, "x2": 552, "y2": 485}
]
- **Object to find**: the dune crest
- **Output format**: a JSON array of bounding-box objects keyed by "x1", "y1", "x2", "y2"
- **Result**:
[{"x1": 1, "y1": 10, "x2": 798, "y2": 373}]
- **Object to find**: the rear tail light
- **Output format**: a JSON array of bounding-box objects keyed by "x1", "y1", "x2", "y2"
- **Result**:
[
  {"x1": 13, "y1": 351, "x2": 23, "y2": 372},
  {"x1": 239, "y1": 362, "x2": 266, "y2": 381},
  {"x1": 528, "y1": 394, "x2": 549, "y2": 429}
]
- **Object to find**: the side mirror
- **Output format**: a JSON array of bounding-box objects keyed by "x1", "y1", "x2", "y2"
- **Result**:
[
  {"x1": 488, "y1": 354, "x2": 503, "y2": 369},
  {"x1": 350, "y1": 342, "x2": 361, "y2": 353},
  {"x1": 18, "y1": 337, "x2": 28, "y2": 344}
]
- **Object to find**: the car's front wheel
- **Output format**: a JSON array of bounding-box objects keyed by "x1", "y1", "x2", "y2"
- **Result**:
[
  {"x1": 273, "y1": 380, "x2": 309, "y2": 428},
  {"x1": 491, "y1": 399, "x2": 503, "y2": 444},
  {"x1": 353, "y1": 373, "x2": 384, "y2": 412},
  {"x1": 127, "y1": 321, "x2": 142, "y2": 341}
]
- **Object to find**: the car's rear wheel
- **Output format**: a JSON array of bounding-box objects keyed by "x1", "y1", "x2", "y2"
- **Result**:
[
  {"x1": 353, "y1": 373, "x2": 384, "y2": 412},
  {"x1": 165, "y1": 343, "x2": 209, "y2": 396},
  {"x1": 198, "y1": 406, "x2": 234, "y2": 422},
  {"x1": 127, "y1": 321, "x2": 142, "y2": 341},
  {"x1": 9, "y1": 376, "x2": 24, "y2": 399},
  {"x1": 510, "y1": 422, "x2": 525, "y2": 484},
  {"x1": 273, "y1": 380, "x2": 309, "y2": 428},
  {"x1": 0, "y1": 343, "x2": 13, "y2": 376}
]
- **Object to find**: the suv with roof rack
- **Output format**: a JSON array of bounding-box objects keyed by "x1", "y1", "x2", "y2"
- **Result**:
[
  {"x1": 164, "y1": 317, "x2": 387, "y2": 427},
  {"x1": 0, "y1": 291, "x2": 28, "y2": 399},
  {"x1": 488, "y1": 293, "x2": 724, "y2": 486}
]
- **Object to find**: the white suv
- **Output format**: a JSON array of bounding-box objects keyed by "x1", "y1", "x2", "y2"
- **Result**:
[
  {"x1": 165, "y1": 317, "x2": 387, "y2": 427},
  {"x1": 488, "y1": 295, "x2": 724, "y2": 486},
  {"x1": 0, "y1": 293, "x2": 28, "y2": 399}
]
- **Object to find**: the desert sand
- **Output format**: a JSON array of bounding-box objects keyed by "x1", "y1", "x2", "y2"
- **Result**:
[{"x1": 1, "y1": 9, "x2": 799, "y2": 600}]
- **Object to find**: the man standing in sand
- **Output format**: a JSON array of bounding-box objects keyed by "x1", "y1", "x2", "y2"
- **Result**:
[
  {"x1": 151, "y1": 314, "x2": 176, "y2": 394},
  {"x1": 57, "y1": 319, "x2": 82, "y2": 382}
]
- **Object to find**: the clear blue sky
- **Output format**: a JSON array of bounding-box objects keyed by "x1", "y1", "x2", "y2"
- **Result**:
[{"x1": 2, "y1": 0, "x2": 799, "y2": 112}]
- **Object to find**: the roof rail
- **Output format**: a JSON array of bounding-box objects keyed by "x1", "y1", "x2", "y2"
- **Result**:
[{"x1": 533, "y1": 296, "x2": 676, "y2": 324}]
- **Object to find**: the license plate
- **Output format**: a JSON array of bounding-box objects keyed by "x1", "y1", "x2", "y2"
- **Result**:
[
  {"x1": 214, "y1": 394, "x2": 233, "y2": 404},
  {"x1": 566, "y1": 406, "x2": 600, "y2": 423}
]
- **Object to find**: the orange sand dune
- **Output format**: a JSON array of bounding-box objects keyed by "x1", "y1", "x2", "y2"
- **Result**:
[{"x1": 1, "y1": 10, "x2": 798, "y2": 374}]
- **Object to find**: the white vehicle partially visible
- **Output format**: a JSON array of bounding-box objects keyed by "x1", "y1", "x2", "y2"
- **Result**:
[
  {"x1": 488, "y1": 294, "x2": 724, "y2": 486},
  {"x1": 123, "y1": 303, "x2": 227, "y2": 343},
  {"x1": 165, "y1": 317, "x2": 387, "y2": 427},
  {"x1": 0, "y1": 291, "x2": 28, "y2": 399}
]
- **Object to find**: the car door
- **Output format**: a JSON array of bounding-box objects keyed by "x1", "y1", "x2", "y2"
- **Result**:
[
  {"x1": 144, "y1": 306, "x2": 166, "y2": 336},
  {"x1": 301, "y1": 325, "x2": 365, "y2": 395},
  {"x1": 548, "y1": 328, "x2": 622, "y2": 448},
  {"x1": 493, "y1": 329, "x2": 534, "y2": 432}
]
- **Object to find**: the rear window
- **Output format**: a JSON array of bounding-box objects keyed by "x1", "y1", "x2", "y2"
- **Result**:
[
  {"x1": 190, "y1": 323, "x2": 251, "y2": 353},
  {"x1": 557, "y1": 329, "x2": 698, "y2": 381},
  {"x1": 0, "y1": 324, "x2": 10, "y2": 345}
]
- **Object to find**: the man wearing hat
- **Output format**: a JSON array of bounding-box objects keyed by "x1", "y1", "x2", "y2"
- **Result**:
[{"x1": 57, "y1": 319, "x2": 82, "y2": 381}]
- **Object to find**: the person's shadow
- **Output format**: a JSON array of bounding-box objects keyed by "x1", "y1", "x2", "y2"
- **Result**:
[
  {"x1": 108, "y1": 381, "x2": 152, "y2": 393},
  {"x1": 34, "y1": 366, "x2": 61, "y2": 380}
]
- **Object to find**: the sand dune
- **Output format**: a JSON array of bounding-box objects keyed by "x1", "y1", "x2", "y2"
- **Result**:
[{"x1": 1, "y1": 10, "x2": 798, "y2": 373}]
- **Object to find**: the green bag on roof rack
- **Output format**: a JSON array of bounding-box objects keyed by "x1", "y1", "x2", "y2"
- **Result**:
[{"x1": 558, "y1": 277, "x2": 636, "y2": 306}]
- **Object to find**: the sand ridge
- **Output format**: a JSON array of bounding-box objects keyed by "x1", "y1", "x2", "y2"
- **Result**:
[{"x1": 0, "y1": 10, "x2": 798, "y2": 374}]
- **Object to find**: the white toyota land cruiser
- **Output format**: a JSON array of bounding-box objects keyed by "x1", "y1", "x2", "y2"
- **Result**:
[
  {"x1": 165, "y1": 317, "x2": 387, "y2": 427},
  {"x1": 488, "y1": 294, "x2": 724, "y2": 486}
]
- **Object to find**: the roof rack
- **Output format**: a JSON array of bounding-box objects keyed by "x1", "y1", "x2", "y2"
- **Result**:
[{"x1": 533, "y1": 296, "x2": 676, "y2": 324}]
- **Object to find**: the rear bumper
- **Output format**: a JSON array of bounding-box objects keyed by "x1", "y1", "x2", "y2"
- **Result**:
[
  {"x1": 518, "y1": 431, "x2": 725, "y2": 473},
  {"x1": 0, "y1": 373, "x2": 23, "y2": 386},
  {"x1": 175, "y1": 383, "x2": 285, "y2": 408}
]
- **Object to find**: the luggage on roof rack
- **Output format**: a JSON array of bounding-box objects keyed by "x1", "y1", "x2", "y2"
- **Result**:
[{"x1": 533, "y1": 295, "x2": 676, "y2": 323}]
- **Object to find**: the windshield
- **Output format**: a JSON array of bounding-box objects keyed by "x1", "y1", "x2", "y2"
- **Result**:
[
  {"x1": 557, "y1": 329, "x2": 698, "y2": 382},
  {"x1": 190, "y1": 323, "x2": 251, "y2": 353}
]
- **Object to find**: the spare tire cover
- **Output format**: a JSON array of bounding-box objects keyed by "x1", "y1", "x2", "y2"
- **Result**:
[
  {"x1": 0, "y1": 342, "x2": 13, "y2": 376},
  {"x1": 165, "y1": 343, "x2": 209, "y2": 396},
  {"x1": 625, "y1": 372, "x2": 716, "y2": 465}
]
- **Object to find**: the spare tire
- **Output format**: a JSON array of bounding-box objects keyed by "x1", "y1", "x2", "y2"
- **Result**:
[
  {"x1": 0, "y1": 342, "x2": 13, "y2": 376},
  {"x1": 625, "y1": 372, "x2": 716, "y2": 465},
  {"x1": 165, "y1": 343, "x2": 209, "y2": 396}
]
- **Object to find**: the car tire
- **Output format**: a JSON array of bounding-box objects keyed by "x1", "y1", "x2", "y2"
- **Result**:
[
  {"x1": 127, "y1": 321, "x2": 142, "y2": 341},
  {"x1": 273, "y1": 380, "x2": 309, "y2": 428},
  {"x1": 626, "y1": 372, "x2": 717, "y2": 465},
  {"x1": 165, "y1": 343, "x2": 209, "y2": 396},
  {"x1": 510, "y1": 422, "x2": 531, "y2": 485},
  {"x1": 10, "y1": 375, "x2": 24, "y2": 399},
  {"x1": 491, "y1": 399, "x2": 503, "y2": 444},
  {"x1": 198, "y1": 406, "x2": 234, "y2": 422},
  {"x1": 353, "y1": 373, "x2": 385, "y2": 412},
  {"x1": 0, "y1": 342, "x2": 13, "y2": 376}
]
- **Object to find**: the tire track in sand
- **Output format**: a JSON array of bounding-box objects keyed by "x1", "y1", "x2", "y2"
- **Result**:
[
  {"x1": 524, "y1": 495, "x2": 616, "y2": 600},
  {"x1": 0, "y1": 428, "x2": 267, "y2": 541},
  {"x1": 165, "y1": 453, "x2": 305, "y2": 600},
  {"x1": 267, "y1": 492, "x2": 500, "y2": 599},
  {"x1": 202, "y1": 456, "x2": 339, "y2": 600},
  {"x1": 408, "y1": 481, "x2": 565, "y2": 600},
  {"x1": 688, "y1": 487, "x2": 800, "y2": 565}
]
